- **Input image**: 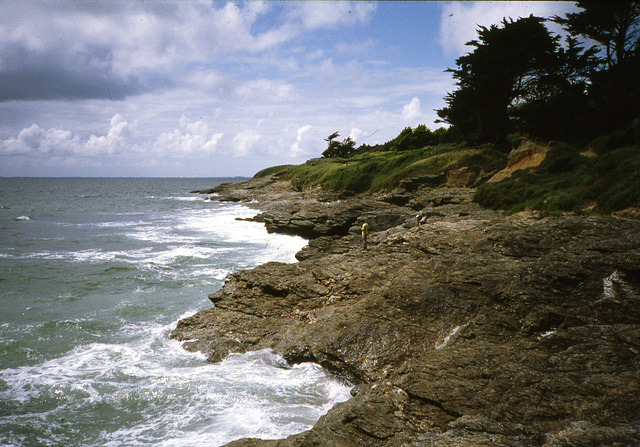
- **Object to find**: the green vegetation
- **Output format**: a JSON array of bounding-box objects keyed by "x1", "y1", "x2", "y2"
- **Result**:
[
  {"x1": 476, "y1": 126, "x2": 640, "y2": 215},
  {"x1": 254, "y1": 2, "x2": 640, "y2": 217},
  {"x1": 255, "y1": 144, "x2": 507, "y2": 193},
  {"x1": 255, "y1": 123, "x2": 640, "y2": 217}
]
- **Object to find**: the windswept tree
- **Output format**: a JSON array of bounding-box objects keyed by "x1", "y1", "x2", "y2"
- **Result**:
[
  {"x1": 322, "y1": 132, "x2": 356, "y2": 158},
  {"x1": 390, "y1": 125, "x2": 436, "y2": 151},
  {"x1": 512, "y1": 34, "x2": 599, "y2": 139},
  {"x1": 554, "y1": 1, "x2": 640, "y2": 69},
  {"x1": 437, "y1": 15, "x2": 560, "y2": 144},
  {"x1": 554, "y1": 1, "x2": 640, "y2": 131}
]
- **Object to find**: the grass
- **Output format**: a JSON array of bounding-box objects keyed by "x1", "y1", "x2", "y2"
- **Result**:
[
  {"x1": 254, "y1": 144, "x2": 507, "y2": 193},
  {"x1": 254, "y1": 129, "x2": 640, "y2": 218},
  {"x1": 475, "y1": 140, "x2": 640, "y2": 215}
]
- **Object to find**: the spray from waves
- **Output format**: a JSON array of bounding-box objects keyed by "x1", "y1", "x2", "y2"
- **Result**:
[
  {"x1": 178, "y1": 203, "x2": 308, "y2": 264},
  {"x1": 0, "y1": 179, "x2": 341, "y2": 446},
  {"x1": 1, "y1": 201, "x2": 306, "y2": 274},
  {"x1": 0, "y1": 313, "x2": 352, "y2": 447}
]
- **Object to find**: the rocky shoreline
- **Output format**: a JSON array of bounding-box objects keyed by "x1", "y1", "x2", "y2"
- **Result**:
[{"x1": 171, "y1": 175, "x2": 640, "y2": 446}]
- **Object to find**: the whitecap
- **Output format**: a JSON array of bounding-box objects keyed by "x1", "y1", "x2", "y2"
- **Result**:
[
  {"x1": 162, "y1": 196, "x2": 203, "y2": 202},
  {"x1": 13, "y1": 215, "x2": 30, "y2": 221},
  {"x1": 175, "y1": 204, "x2": 307, "y2": 263},
  {"x1": 0, "y1": 317, "x2": 352, "y2": 447}
]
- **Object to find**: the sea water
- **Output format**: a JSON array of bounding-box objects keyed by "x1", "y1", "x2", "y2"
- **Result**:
[{"x1": 0, "y1": 178, "x2": 352, "y2": 447}]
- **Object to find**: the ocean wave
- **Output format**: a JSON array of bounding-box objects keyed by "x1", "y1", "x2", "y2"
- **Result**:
[
  {"x1": 0, "y1": 316, "x2": 352, "y2": 447},
  {"x1": 162, "y1": 196, "x2": 203, "y2": 202}
]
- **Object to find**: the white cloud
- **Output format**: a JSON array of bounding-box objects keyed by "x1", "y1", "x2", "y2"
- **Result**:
[
  {"x1": 0, "y1": 114, "x2": 135, "y2": 158},
  {"x1": 85, "y1": 114, "x2": 132, "y2": 156},
  {"x1": 348, "y1": 127, "x2": 364, "y2": 143},
  {"x1": 401, "y1": 97, "x2": 423, "y2": 124},
  {"x1": 232, "y1": 129, "x2": 262, "y2": 157},
  {"x1": 290, "y1": 125, "x2": 312, "y2": 158},
  {"x1": 152, "y1": 116, "x2": 224, "y2": 157},
  {"x1": 236, "y1": 79, "x2": 296, "y2": 103},
  {"x1": 290, "y1": 2, "x2": 375, "y2": 30}
]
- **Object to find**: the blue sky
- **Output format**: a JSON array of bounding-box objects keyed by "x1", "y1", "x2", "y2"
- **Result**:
[{"x1": 0, "y1": 1, "x2": 578, "y2": 177}]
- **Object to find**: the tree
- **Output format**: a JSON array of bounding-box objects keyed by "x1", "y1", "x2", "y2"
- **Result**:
[
  {"x1": 322, "y1": 132, "x2": 356, "y2": 158},
  {"x1": 554, "y1": 1, "x2": 640, "y2": 69},
  {"x1": 511, "y1": 35, "x2": 600, "y2": 139},
  {"x1": 554, "y1": 2, "x2": 640, "y2": 131},
  {"x1": 437, "y1": 16, "x2": 560, "y2": 144},
  {"x1": 390, "y1": 125, "x2": 436, "y2": 151}
]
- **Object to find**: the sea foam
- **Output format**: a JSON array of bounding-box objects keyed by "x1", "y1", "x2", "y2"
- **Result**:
[{"x1": 0, "y1": 316, "x2": 351, "y2": 446}]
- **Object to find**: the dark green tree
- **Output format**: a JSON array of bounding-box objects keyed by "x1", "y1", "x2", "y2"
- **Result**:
[
  {"x1": 437, "y1": 15, "x2": 560, "y2": 144},
  {"x1": 554, "y1": 1, "x2": 640, "y2": 69},
  {"x1": 555, "y1": 1, "x2": 640, "y2": 131},
  {"x1": 322, "y1": 132, "x2": 356, "y2": 158},
  {"x1": 390, "y1": 125, "x2": 436, "y2": 151},
  {"x1": 512, "y1": 34, "x2": 599, "y2": 139}
]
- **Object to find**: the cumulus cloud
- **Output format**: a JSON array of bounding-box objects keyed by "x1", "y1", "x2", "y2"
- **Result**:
[
  {"x1": 152, "y1": 116, "x2": 224, "y2": 157},
  {"x1": 85, "y1": 114, "x2": 133, "y2": 156},
  {"x1": 290, "y1": 125, "x2": 312, "y2": 158},
  {"x1": 0, "y1": 114, "x2": 134, "y2": 158},
  {"x1": 232, "y1": 129, "x2": 262, "y2": 157},
  {"x1": 401, "y1": 97, "x2": 423, "y2": 124}
]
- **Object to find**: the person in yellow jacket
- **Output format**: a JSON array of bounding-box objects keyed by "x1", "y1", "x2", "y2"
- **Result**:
[{"x1": 360, "y1": 221, "x2": 369, "y2": 250}]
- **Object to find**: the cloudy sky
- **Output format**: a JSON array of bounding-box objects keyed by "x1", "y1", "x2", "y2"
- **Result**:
[{"x1": 0, "y1": 1, "x2": 578, "y2": 177}]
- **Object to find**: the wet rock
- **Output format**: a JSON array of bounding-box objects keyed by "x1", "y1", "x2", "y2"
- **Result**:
[{"x1": 173, "y1": 176, "x2": 640, "y2": 447}]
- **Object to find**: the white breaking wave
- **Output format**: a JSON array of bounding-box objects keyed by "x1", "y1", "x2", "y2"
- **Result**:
[
  {"x1": 176, "y1": 203, "x2": 307, "y2": 263},
  {"x1": 0, "y1": 315, "x2": 352, "y2": 447},
  {"x1": 0, "y1": 180, "x2": 324, "y2": 447}
]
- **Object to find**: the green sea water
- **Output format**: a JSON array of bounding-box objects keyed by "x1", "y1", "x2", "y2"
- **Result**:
[{"x1": 0, "y1": 178, "x2": 351, "y2": 446}]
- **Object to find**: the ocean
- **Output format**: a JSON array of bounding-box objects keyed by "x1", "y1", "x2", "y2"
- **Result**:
[{"x1": 0, "y1": 178, "x2": 352, "y2": 447}]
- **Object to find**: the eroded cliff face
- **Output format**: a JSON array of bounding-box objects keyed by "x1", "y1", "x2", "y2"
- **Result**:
[{"x1": 175, "y1": 176, "x2": 640, "y2": 446}]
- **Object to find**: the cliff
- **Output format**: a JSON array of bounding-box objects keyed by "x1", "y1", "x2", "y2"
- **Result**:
[{"x1": 172, "y1": 175, "x2": 640, "y2": 446}]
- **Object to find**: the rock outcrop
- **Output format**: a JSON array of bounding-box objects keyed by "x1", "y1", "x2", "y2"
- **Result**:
[{"x1": 175, "y1": 176, "x2": 640, "y2": 446}]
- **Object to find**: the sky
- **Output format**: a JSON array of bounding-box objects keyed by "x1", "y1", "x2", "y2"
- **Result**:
[{"x1": 0, "y1": 1, "x2": 579, "y2": 178}]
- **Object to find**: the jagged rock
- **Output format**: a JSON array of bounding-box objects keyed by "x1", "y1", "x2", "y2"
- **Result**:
[
  {"x1": 382, "y1": 188, "x2": 412, "y2": 206},
  {"x1": 399, "y1": 174, "x2": 446, "y2": 191},
  {"x1": 173, "y1": 176, "x2": 640, "y2": 447}
]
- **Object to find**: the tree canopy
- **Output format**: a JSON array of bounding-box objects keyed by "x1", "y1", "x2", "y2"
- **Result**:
[
  {"x1": 322, "y1": 132, "x2": 357, "y2": 158},
  {"x1": 437, "y1": 2, "x2": 640, "y2": 145}
]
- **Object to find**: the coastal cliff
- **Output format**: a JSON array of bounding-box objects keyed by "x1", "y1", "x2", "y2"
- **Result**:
[{"x1": 171, "y1": 175, "x2": 640, "y2": 446}]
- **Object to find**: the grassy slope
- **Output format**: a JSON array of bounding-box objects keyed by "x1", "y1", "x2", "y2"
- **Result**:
[
  {"x1": 255, "y1": 145, "x2": 507, "y2": 193},
  {"x1": 476, "y1": 141, "x2": 640, "y2": 215},
  {"x1": 254, "y1": 134, "x2": 640, "y2": 217}
]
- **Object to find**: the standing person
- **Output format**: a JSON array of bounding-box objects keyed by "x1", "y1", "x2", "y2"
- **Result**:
[{"x1": 360, "y1": 221, "x2": 369, "y2": 250}]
